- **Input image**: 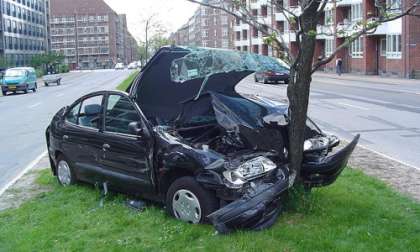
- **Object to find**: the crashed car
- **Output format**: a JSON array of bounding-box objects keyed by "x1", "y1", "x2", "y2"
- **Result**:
[{"x1": 46, "y1": 46, "x2": 359, "y2": 233}]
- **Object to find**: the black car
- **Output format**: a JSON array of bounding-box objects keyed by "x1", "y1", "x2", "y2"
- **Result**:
[
  {"x1": 254, "y1": 68, "x2": 290, "y2": 84},
  {"x1": 46, "y1": 47, "x2": 359, "y2": 233}
]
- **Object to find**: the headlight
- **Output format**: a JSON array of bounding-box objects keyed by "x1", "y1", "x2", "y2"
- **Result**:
[
  {"x1": 223, "y1": 156, "x2": 277, "y2": 188},
  {"x1": 303, "y1": 137, "x2": 330, "y2": 152}
]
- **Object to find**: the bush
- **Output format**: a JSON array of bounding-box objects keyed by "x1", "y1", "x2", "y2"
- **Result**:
[
  {"x1": 59, "y1": 64, "x2": 70, "y2": 73},
  {"x1": 35, "y1": 68, "x2": 44, "y2": 78}
]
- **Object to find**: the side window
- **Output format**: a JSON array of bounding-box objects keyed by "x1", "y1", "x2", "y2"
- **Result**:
[
  {"x1": 65, "y1": 102, "x2": 81, "y2": 124},
  {"x1": 105, "y1": 94, "x2": 141, "y2": 135},
  {"x1": 78, "y1": 95, "x2": 104, "y2": 129}
]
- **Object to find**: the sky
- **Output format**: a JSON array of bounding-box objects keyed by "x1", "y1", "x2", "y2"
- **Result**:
[{"x1": 104, "y1": 0, "x2": 198, "y2": 42}]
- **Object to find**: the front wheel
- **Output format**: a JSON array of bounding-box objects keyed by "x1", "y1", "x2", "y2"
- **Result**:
[
  {"x1": 56, "y1": 155, "x2": 76, "y2": 186},
  {"x1": 24, "y1": 85, "x2": 28, "y2": 94},
  {"x1": 2, "y1": 91, "x2": 6, "y2": 96},
  {"x1": 284, "y1": 79, "x2": 289, "y2": 84},
  {"x1": 44, "y1": 82, "x2": 49, "y2": 86},
  {"x1": 57, "y1": 79, "x2": 61, "y2": 85},
  {"x1": 32, "y1": 83, "x2": 37, "y2": 92},
  {"x1": 166, "y1": 177, "x2": 219, "y2": 224}
]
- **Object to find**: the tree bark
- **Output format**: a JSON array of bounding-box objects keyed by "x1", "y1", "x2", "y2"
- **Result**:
[{"x1": 287, "y1": 1, "x2": 319, "y2": 178}]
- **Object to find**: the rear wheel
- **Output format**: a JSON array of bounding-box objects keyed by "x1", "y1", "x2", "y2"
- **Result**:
[
  {"x1": 263, "y1": 78, "x2": 268, "y2": 84},
  {"x1": 44, "y1": 82, "x2": 49, "y2": 86},
  {"x1": 56, "y1": 155, "x2": 76, "y2": 186},
  {"x1": 24, "y1": 85, "x2": 28, "y2": 94},
  {"x1": 32, "y1": 83, "x2": 37, "y2": 92},
  {"x1": 166, "y1": 176, "x2": 218, "y2": 224}
]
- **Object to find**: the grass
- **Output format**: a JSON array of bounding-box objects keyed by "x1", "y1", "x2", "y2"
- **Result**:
[
  {"x1": 116, "y1": 70, "x2": 140, "y2": 91},
  {"x1": 0, "y1": 168, "x2": 419, "y2": 251}
]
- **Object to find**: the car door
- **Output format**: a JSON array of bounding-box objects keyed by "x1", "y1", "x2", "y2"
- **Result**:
[
  {"x1": 61, "y1": 94, "x2": 106, "y2": 182},
  {"x1": 100, "y1": 93, "x2": 154, "y2": 193}
]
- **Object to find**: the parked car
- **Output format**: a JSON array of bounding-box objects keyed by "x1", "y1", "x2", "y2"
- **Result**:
[
  {"x1": 46, "y1": 47, "x2": 359, "y2": 233},
  {"x1": 114, "y1": 63, "x2": 125, "y2": 70},
  {"x1": 254, "y1": 66, "x2": 290, "y2": 84},
  {"x1": 43, "y1": 73, "x2": 62, "y2": 86},
  {"x1": 1, "y1": 67, "x2": 37, "y2": 96},
  {"x1": 128, "y1": 62, "x2": 138, "y2": 69}
]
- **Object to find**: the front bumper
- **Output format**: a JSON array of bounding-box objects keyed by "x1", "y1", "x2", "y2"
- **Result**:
[
  {"x1": 2, "y1": 84, "x2": 27, "y2": 92},
  {"x1": 207, "y1": 168, "x2": 289, "y2": 234},
  {"x1": 301, "y1": 134, "x2": 360, "y2": 187},
  {"x1": 265, "y1": 75, "x2": 289, "y2": 82}
]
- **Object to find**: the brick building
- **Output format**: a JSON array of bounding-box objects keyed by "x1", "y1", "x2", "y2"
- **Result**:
[
  {"x1": 233, "y1": 0, "x2": 420, "y2": 78},
  {"x1": 50, "y1": 0, "x2": 139, "y2": 70},
  {"x1": 0, "y1": 0, "x2": 51, "y2": 66},
  {"x1": 170, "y1": 0, "x2": 234, "y2": 49}
]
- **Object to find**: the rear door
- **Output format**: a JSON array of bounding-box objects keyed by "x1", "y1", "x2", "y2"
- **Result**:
[
  {"x1": 61, "y1": 94, "x2": 106, "y2": 182},
  {"x1": 100, "y1": 93, "x2": 154, "y2": 193}
]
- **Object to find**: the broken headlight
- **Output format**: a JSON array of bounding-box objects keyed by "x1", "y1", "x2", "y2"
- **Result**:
[
  {"x1": 223, "y1": 156, "x2": 277, "y2": 188},
  {"x1": 303, "y1": 136, "x2": 332, "y2": 152}
]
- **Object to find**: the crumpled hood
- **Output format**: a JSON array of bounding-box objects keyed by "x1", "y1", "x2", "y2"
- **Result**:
[{"x1": 132, "y1": 46, "x2": 287, "y2": 124}]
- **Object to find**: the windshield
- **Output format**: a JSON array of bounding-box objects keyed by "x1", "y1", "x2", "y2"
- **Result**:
[
  {"x1": 170, "y1": 47, "x2": 289, "y2": 99},
  {"x1": 5, "y1": 69, "x2": 27, "y2": 77},
  {"x1": 171, "y1": 48, "x2": 288, "y2": 83}
]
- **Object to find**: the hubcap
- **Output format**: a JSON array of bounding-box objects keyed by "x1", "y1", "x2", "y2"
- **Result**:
[
  {"x1": 172, "y1": 189, "x2": 201, "y2": 224},
  {"x1": 57, "y1": 160, "x2": 72, "y2": 186}
]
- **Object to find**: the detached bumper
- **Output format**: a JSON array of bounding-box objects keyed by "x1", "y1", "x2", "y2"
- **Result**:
[
  {"x1": 301, "y1": 134, "x2": 360, "y2": 187},
  {"x1": 207, "y1": 169, "x2": 289, "y2": 234}
]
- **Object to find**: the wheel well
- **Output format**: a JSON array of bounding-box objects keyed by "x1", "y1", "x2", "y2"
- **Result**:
[{"x1": 159, "y1": 168, "x2": 195, "y2": 196}]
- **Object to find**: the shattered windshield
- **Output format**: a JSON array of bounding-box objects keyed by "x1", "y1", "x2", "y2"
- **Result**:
[{"x1": 170, "y1": 47, "x2": 289, "y2": 99}]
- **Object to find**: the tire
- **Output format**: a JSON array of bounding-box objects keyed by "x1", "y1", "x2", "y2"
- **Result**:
[
  {"x1": 32, "y1": 83, "x2": 37, "y2": 92},
  {"x1": 284, "y1": 79, "x2": 289, "y2": 84},
  {"x1": 24, "y1": 85, "x2": 28, "y2": 94},
  {"x1": 2, "y1": 91, "x2": 6, "y2": 96},
  {"x1": 263, "y1": 78, "x2": 268, "y2": 84},
  {"x1": 44, "y1": 82, "x2": 49, "y2": 86},
  {"x1": 56, "y1": 155, "x2": 76, "y2": 186},
  {"x1": 166, "y1": 176, "x2": 219, "y2": 224},
  {"x1": 57, "y1": 79, "x2": 61, "y2": 85},
  {"x1": 254, "y1": 75, "x2": 258, "y2": 83}
]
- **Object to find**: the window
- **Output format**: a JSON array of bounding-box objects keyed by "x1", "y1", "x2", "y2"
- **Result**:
[
  {"x1": 325, "y1": 39, "x2": 334, "y2": 56},
  {"x1": 351, "y1": 37, "x2": 363, "y2": 58},
  {"x1": 66, "y1": 103, "x2": 81, "y2": 125},
  {"x1": 380, "y1": 38, "x2": 386, "y2": 56},
  {"x1": 325, "y1": 9, "x2": 333, "y2": 25},
  {"x1": 77, "y1": 95, "x2": 103, "y2": 129},
  {"x1": 386, "y1": 0, "x2": 401, "y2": 11},
  {"x1": 351, "y1": 3, "x2": 363, "y2": 22},
  {"x1": 105, "y1": 95, "x2": 141, "y2": 135},
  {"x1": 386, "y1": 34, "x2": 401, "y2": 58}
]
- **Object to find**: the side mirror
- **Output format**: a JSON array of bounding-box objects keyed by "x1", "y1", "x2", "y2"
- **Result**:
[{"x1": 128, "y1": 121, "x2": 143, "y2": 135}]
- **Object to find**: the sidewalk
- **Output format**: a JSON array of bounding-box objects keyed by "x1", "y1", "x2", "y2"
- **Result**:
[{"x1": 313, "y1": 72, "x2": 420, "y2": 85}]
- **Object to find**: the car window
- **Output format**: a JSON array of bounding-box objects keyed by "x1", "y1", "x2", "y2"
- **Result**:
[
  {"x1": 65, "y1": 103, "x2": 81, "y2": 124},
  {"x1": 78, "y1": 95, "x2": 104, "y2": 129},
  {"x1": 105, "y1": 94, "x2": 141, "y2": 135}
]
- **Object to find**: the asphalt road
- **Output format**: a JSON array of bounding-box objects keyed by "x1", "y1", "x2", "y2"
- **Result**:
[
  {"x1": 237, "y1": 75, "x2": 420, "y2": 169},
  {"x1": 0, "y1": 70, "x2": 134, "y2": 193}
]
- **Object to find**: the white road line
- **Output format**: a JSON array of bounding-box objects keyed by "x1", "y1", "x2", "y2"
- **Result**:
[
  {"x1": 338, "y1": 102, "x2": 369, "y2": 110},
  {"x1": 56, "y1": 93, "x2": 64, "y2": 97},
  {"x1": 28, "y1": 102, "x2": 42, "y2": 109},
  {"x1": 0, "y1": 150, "x2": 48, "y2": 197}
]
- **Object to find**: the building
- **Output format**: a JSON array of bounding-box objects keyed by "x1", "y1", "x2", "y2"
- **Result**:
[
  {"x1": 170, "y1": 0, "x2": 234, "y2": 49},
  {"x1": 0, "y1": 0, "x2": 51, "y2": 66},
  {"x1": 233, "y1": 0, "x2": 420, "y2": 78},
  {"x1": 50, "y1": 0, "x2": 139, "y2": 70}
]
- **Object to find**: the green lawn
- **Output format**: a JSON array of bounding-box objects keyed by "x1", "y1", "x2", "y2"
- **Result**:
[
  {"x1": 116, "y1": 71, "x2": 139, "y2": 91},
  {"x1": 0, "y1": 168, "x2": 419, "y2": 251}
]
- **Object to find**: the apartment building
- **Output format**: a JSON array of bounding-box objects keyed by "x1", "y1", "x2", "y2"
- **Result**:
[
  {"x1": 50, "y1": 0, "x2": 138, "y2": 70},
  {"x1": 234, "y1": 0, "x2": 420, "y2": 78},
  {"x1": 0, "y1": 0, "x2": 51, "y2": 66},
  {"x1": 170, "y1": 0, "x2": 234, "y2": 49}
]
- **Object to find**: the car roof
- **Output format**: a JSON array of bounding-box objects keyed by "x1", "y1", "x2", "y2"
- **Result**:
[{"x1": 8, "y1": 67, "x2": 35, "y2": 71}]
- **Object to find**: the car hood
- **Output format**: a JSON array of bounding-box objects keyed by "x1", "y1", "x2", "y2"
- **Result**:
[{"x1": 131, "y1": 46, "x2": 288, "y2": 124}]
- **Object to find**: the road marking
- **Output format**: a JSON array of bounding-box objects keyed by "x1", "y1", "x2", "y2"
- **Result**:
[
  {"x1": 0, "y1": 150, "x2": 48, "y2": 197},
  {"x1": 28, "y1": 102, "x2": 42, "y2": 109},
  {"x1": 56, "y1": 93, "x2": 64, "y2": 97},
  {"x1": 338, "y1": 102, "x2": 369, "y2": 110}
]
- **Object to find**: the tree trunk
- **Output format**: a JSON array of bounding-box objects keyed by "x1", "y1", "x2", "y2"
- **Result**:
[{"x1": 287, "y1": 2, "x2": 319, "y2": 180}]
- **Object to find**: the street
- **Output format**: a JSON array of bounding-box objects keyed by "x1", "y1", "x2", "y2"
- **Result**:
[
  {"x1": 0, "y1": 70, "x2": 134, "y2": 193},
  {"x1": 1, "y1": 70, "x2": 420, "y2": 194},
  {"x1": 237, "y1": 75, "x2": 420, "y2": 170}
]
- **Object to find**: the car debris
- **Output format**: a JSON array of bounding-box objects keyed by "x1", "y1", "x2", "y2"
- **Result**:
[{"x1": 46, "y1": 46, "x2": 359, "y2": 233}]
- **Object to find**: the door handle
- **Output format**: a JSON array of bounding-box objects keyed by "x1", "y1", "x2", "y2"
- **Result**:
[
  {"x1": 102, "y1": 143, "x2": 111, "y2": 151},
  {"x1": 63, "y1": 135, "x2": 69, "y2": 141}
]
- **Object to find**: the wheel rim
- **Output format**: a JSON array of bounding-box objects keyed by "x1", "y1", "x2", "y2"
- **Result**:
[
  {"x1": 172, "y1": 189, "x2": 201, "y2": 224},
  {"x1": 57, "y1": 160, "x2": 72, "y2": 186}
]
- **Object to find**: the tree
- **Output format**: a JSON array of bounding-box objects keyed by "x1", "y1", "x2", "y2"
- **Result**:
[
  {"x1": 142, "y1": 14, "x2": 168, "y2": 63},
  {"x1": 187, "y1": 0, "x2": 420, "y2": 182},
  {"x1": 31, "y1": 52, "x2": 65, "y2": 73}
]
